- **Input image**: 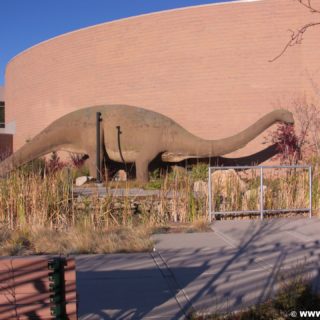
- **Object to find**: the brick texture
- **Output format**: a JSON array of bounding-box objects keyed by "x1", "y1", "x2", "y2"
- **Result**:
[{"x1": 4, "y1": 0, "x2": 320, "y2": 158}]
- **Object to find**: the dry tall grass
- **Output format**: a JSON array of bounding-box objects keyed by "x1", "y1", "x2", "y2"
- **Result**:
[
  {"x1": 0, "y1": 169, "x2": 72, "y2": 230},
  {"x1": 0, "y1": 225, "x2": 153, "y2": 256},
  {"x1": 0, "y1": 162, "x2": 318, "y2": 229},
  {"x1": 0, "y1": 160, "x2": 318, "y2": 254},
  {"x1": 0, "y1": 164, "x2": 209, "y2": 254},
  {"x1": 211, "y1": 167, "x2": 313, "y2": 216}
]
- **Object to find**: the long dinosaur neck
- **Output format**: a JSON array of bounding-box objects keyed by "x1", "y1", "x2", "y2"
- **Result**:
[
  {"x1": 168, "y1": 110, "x2": 291, "y2": 157},
  {"x1": 211, "y1": 110, "x2": 286, "y2": 156}
]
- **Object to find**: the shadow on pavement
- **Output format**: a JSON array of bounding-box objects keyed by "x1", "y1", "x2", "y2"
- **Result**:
[
  {"x1": 77, "y1": 219, "x2": 320, "y2": 319},
  {"x1": 77, "y1": 264, "x2": 205, "y2": 319}
]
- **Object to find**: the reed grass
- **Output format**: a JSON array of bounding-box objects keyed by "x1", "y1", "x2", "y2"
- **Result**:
[
  {"x1": 0, "y1": 159, "x2": 319, "y2": 254},
  {"x1": 0, "y1": 224, "x2": 153, "y2": 255},
  {"x1": 0, "y1": 163, "x2": 209, "y2": 254},
  {"x1": 211, "y1": 166, "x2": 314, "y2": 217},
  {"x1": 0, "y1": 162, "x2": 319, "y2": 230}
]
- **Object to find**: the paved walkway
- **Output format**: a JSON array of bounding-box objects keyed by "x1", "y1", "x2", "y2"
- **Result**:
[{"x1": 76, "y1": 218, "x2": 320, "y2": 319}]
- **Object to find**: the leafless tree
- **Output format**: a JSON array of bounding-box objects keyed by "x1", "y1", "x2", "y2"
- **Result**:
[
  {"x1": 294, "y1": 97, "x2": 320, "y2": 155},
  {"x1": 270, "y1": 0, "x2": 320, "y2": 62}
]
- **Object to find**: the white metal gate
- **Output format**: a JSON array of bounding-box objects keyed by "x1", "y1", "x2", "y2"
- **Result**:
[{"x1": 208, "y1": 165, "x2": 312, "y2": 220}]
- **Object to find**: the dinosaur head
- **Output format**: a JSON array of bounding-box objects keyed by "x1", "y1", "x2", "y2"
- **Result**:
[{"x1": 276, "y1": 109, "x2": 294, "y2": 125}]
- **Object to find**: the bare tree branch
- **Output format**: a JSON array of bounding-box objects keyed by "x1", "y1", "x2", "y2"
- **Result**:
[
  {"x1": 269, "y1": 0, "x2": 320, "y2": 62},
  {"x1": 297, "y1": 0, "x2": 320, "y2": 13}
]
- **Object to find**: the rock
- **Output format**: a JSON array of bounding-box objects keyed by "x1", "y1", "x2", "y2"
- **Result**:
[
  {"x1": 211, "y1": 169, "x2": 247, "y2": 197},
  {"x1": 114, "y1": 170, "x2": 127, "y2": 181},
  {"x1": 193, "y1": 180, "x2": 208, "y2": 195},
  {"x1": 75, "y1": 176, "x2": 89, "y2": 186}
]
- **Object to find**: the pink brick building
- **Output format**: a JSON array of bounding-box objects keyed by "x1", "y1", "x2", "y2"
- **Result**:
[{"x1": 2, "y1": 0, "x2": 320, "y2": 160}]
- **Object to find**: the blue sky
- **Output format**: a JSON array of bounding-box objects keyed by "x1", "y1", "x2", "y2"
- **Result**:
[{"x1": 0, "y1": 0, "x2": 234, "y2": 85}]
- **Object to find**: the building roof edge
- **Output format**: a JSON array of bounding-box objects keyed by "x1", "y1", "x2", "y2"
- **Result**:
[{"x1": 5, "y1": 0, "x2": 263, "y2": 73}]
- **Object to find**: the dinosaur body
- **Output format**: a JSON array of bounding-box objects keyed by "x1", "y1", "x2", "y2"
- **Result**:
[{"x1": 0, "y1": 105, "x2": 294, "y2": 182}]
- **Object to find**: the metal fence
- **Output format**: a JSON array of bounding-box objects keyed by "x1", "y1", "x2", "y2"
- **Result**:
[{"x1": 208, "y1": 165, "x2": 312, "y2": 220}]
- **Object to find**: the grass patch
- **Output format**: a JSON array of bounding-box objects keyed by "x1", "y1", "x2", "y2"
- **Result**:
[
  {"x1": 152, "y1": 217, "x2": 211, "y2": 234},
  {"x1": 0, "y1": 225, "x2": 154, "y2": 256},
  {"x1": 0, "y1": 161, "x2": 319, "y2": 255},
  {"x1": 0, "y1": 218, "x2": 211, "y2": 256}
]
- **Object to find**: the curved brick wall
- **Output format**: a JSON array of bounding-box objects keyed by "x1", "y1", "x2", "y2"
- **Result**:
[
  {"x1": 4, "y1": 0, "x2": 320, "y2": 158},
  {"x1": 0, "y1": 87, "x2": 4, "y2": 103}
]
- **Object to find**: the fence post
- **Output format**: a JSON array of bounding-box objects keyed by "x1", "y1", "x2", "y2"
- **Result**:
[
  {"x1": 309, "y1": 166, "x2": 312, "y2": 219},
  {"x1": 208, "y1": 167, "x2": 212, "y2": 222},
  {"x1": 260, "y1": 166, "x2": 264, "y2": 220},
  {"x1": 96, "y1": 112, "x2": 102, "y2": 184}
]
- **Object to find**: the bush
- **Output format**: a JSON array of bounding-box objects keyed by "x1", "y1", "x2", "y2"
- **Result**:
[
  {"x1": 145, "y1": 168, "x2": 162, "y2": 190},
  {"x1": 190, "y1": 163, "x2": 208, "y2": 181},
  {"x1": 46, "y1": 151, "x2": 67, "y2": 173}
]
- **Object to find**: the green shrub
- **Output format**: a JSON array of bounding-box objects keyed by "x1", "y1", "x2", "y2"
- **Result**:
[
  {"x1": 190, "y1": 163, "x2": 208, "y2": 181},
  {"x1": 145, "y1": 168, "x2": 162, "y2": 190}
]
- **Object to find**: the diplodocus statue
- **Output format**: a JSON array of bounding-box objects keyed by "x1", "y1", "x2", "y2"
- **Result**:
[{"x1": 0, "y1": 105, "x2": 294, "y2": 182}]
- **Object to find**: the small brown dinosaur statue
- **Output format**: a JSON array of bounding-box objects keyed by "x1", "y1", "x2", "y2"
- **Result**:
[{"x1": 0, "y1": 105, "x2": 294, "y2": 182}]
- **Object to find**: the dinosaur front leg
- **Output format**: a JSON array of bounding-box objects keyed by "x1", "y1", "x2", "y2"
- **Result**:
[
  {"x1": 86, "y1": 157, "x2": 98, "y2": 179},
  {"x1": 86, "y1": 146, "x2": 104, "y2": 180},
  {"x1": 135, "y1": 157, "x2": 149, "y2": 183}
]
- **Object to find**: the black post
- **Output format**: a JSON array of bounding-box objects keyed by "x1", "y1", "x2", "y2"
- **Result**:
[
  {"x1": 48, "y1": 257, "x2": 67, "y2": 319},
  {"x1": 96, "y1": 112, "x2": 102, "y2": 183}
]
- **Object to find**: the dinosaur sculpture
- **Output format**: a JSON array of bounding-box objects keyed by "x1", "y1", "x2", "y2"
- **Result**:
[{"x1": 0, "y1": 105, "x2": 294, "y2": 182}]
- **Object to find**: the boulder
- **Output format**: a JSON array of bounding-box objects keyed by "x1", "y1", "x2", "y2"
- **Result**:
[
  {"x1": 211, "y1": 169, "x2": 247, "y2": 197},
  {"x1": 114, "y1": 170, "x2": 127, "y2": 181},
  {"x1": 75, "y1": 176, "x2": 89, "y2": 186},
  {"x1": 193, "y1": 180, "x2": 208, "y2": 195}
]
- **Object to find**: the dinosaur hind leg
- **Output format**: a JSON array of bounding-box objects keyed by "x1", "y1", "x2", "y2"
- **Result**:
[{"x1": 135, "y1": 158, "x2": 149, "y2": 183}]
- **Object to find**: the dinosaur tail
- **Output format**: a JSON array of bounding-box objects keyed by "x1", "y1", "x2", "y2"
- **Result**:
[{"x1": 0, "y1": 127, "x2": 66, "y2": 176}]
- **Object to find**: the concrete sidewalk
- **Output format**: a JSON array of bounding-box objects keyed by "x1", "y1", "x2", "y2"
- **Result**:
[{"x1": 76, "y1": 218, "x2": 320, "y2": 319}]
